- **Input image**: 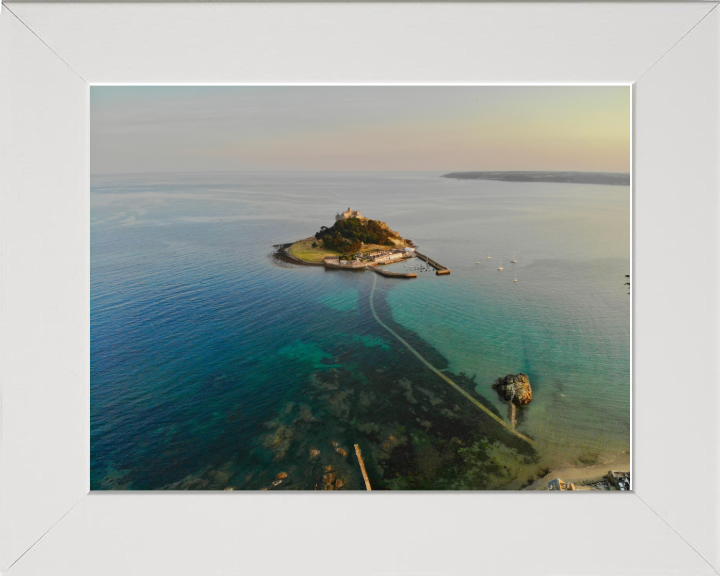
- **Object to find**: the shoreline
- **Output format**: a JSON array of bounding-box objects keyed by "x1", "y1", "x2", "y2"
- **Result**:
[
  {"x1": 524, "y1": 451, "x2": 631, "y2": 490},
  {"x1": 277, "y1": 239, "x2": 450, "y2": 276}
]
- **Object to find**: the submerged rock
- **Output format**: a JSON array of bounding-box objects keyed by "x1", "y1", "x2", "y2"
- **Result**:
[
  {"x1": 309, "y1": 449, "x2": 320, "y2": 459},
  {"x1": 261, "y1": 424, "x2": 293, "y2": 461},
  {"x1": 493, "y1": 373, "x2": 532, "y2": 405},
  {"x1": 322, "y1": 472, "x2": 336, "y2": 490},
  {"x1": 336, "y1": 448, "x2": 347, "y2": 457},
  {"x1": 276, "y1": 472, "x2": 288, "y2": 480},
  {"x1": 321, "y1": 470, "x2": 346, "y2": 490}
]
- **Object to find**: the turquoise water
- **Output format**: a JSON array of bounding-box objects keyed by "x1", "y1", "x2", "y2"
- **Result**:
[{"x1": 91, "y1": 171, "x2": 630, "y2": 490}]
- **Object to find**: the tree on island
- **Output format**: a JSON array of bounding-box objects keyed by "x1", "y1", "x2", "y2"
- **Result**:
[{"x1": 315, "y1": 217, "x2": 397, "y2": 254}]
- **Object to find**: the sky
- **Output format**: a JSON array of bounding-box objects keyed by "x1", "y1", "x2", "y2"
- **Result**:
[{"x1": 91, "y1": 86, "x2": 631, "y2": 175}]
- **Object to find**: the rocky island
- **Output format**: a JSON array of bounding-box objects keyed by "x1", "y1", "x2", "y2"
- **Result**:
[
  {"x1": 493, "y1": 373, "x2": 533, "y2": 405},
  {"x1": 493, "y1": 373, "x2": 532, "y2": 429},
  {"x1": 286, "y1": 207, "x2": 412, "y2": 263},
  {"x1": 278, "y1": 208, "x2": 450, "y2": 277}
]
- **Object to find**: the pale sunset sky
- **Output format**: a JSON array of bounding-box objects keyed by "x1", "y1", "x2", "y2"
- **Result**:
[{"x1": 91, "y1": 86, "x2": 630, "y2": 175}]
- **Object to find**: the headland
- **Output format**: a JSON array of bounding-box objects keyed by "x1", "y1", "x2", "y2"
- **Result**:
[{"x1": 443, "y1": 171, "x2": 630, "y2": 186}]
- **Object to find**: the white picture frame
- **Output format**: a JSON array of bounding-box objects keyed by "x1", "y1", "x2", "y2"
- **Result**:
[{"x1": 1, "y1": 2, "x2": 718, "y2": 575}]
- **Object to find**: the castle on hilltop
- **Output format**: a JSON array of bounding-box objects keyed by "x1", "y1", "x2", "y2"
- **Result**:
[{"x1": 336, "y1": 207, "x2": 362, "y2": 221}]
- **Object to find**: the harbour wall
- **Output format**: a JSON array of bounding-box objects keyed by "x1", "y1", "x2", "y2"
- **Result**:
[
  {"x1": 414, "y1": 251, "x2": 451, "y2": 275},
  {"x1": 369, "y1": 267, "x2": 417, "y2": 279}
]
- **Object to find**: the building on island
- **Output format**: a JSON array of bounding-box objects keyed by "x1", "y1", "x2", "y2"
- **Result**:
[
  {"x1": 335, "y1": 207, "x2": 362, "y2": 221},
  {"x1": 324, "y1": 255, "x2": 364, "y2": 268},
  {"x1": 373, "y1": 252, "x2": 404, "y2": 264}
]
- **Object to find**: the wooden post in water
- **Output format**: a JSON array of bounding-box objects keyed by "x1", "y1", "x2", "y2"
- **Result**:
[{"x1": 354, "y1": 444, "x2": 372, "y2": 491}]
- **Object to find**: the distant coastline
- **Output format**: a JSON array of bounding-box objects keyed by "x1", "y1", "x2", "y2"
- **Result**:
[{"x1": 442, "y1": 171, "x2": 630, "y2": 186}]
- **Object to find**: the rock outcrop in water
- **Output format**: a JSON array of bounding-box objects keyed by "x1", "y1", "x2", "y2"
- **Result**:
[{"x1": 493, "y1": 373, "x2": 532, "y2": 405}]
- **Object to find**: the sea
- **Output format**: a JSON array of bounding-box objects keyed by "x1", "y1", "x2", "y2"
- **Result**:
[{"x1": 91, "y1": 171, "x2": 631, "y2": 490}]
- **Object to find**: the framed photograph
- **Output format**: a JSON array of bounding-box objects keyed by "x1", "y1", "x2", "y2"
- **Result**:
[
  {"x1": 1, "y1": 2, "x2": 718, "y2": 575},
  {"x1": 87, "y1": 82, "x2": 632, "y2": 496}
]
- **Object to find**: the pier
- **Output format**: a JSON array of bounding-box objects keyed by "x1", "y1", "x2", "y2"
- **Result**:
[
  {"x1": 414, "y1": 251, "x2": 450, "y2": 275},
  {"x1": 369, "y1": 266, "x2": 417, "y2": 279}
]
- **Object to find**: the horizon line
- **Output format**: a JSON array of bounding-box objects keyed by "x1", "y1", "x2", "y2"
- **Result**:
[{"x1": 91, "y1": 169, "x2": 632, "y2": 177}]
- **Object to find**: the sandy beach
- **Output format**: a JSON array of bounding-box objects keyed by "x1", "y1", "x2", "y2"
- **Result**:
[{"x1": 524, "y1": 451, "x2": 631, "y2": 490}]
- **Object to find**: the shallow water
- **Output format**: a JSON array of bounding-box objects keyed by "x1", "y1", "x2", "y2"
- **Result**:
[{"x1": 91, "y1": 171, "x2": 630, "y2": 490}]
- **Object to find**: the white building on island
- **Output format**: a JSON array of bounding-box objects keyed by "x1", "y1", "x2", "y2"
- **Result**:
[
  {"x1": 373, "y1": 252, "x2": 405, "y2": 264},
  {"x1": 335, "y1": 207, "x2": 362, "y2": 221},
  {"x1": 324, "y1": 256, "x2": 365, "y2": 268}
]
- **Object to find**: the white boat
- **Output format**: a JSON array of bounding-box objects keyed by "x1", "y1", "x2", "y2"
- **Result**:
[
  {"x1": 487, "y1": 256, "x2": 491, "y2": 259},
  {"x1": 511, "y1": 252, "x2": 518, "y2": 264},
  {"x1": 498, "y1": 260, "x2": 504, "y2": 271},
  {"x1": 513, "y1": 274, "x2": 518, "y2": 282}
]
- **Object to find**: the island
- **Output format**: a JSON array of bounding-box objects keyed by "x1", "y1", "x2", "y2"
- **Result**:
[
  {"x1": 442, "y1": 171, "x2": 630, "y2": 186},
  {"x1": 277, "y1": 207, "x2": 450, "y2": 277}
]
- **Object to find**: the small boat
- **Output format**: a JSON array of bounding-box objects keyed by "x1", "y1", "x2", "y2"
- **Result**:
[
  {"x1": 487, "y1": 256, "x2": 491, "y2": 259},
  {"x1": 498, "y1": 260, "x2": 504, "y2": 271},
  {"x1": 511, "y1": 252, "x2": 518, "y2": 264}
]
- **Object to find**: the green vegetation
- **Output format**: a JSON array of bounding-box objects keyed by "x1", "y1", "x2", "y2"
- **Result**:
[
  {"x1": 315, "y1": 218, "x2": 399, "y2": 255},
  {"x1": 436, "y1": 438, "x2": 538, "y2": 490},
  {"x1": 288, "y1": 239, "x2": 341, "y2": 263},
  {"x1": 286, "y1": 215, "x2": 407, "y2": 264}
]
